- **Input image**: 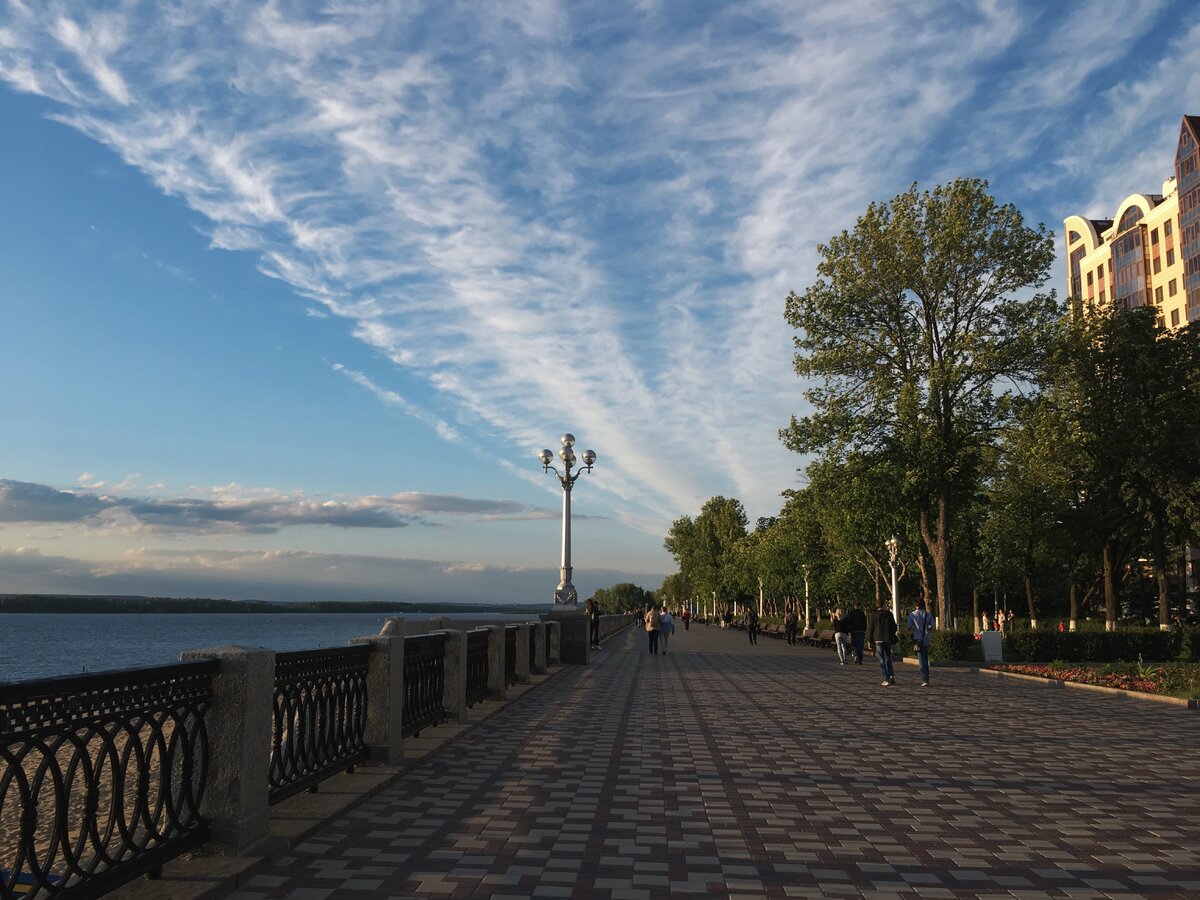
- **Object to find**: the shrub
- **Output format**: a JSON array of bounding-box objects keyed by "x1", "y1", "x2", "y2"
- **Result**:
[{"x1": 1001, "y1": 627, "x2": 1182, "y2": 663}]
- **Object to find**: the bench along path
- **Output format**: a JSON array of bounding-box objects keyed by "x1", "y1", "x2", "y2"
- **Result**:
[{"x1": 226, "y1": 623, "x2": 1200, "y2": 899}]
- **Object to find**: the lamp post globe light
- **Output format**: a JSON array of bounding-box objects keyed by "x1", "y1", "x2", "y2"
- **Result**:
[
  {"x1": 538, "y1": 434, "x2": 596, "y2": 606},
  {"x1": 886, "y1": 535, "x2": 900, "y2": 624}
]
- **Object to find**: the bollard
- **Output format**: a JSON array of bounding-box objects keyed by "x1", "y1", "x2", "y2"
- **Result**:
[
  {"x1": 441, "y1": 630, "x2": 468, "y2": 723},
  {"x1": 179, "y1": 646, "x2": 273, "y2": 855},
  {"x1": 485, "y1": 625, "x2": 506, "y2": 700},
  {"x1": 530, "y1": 621, "x2": 547, "y2": 675},
  {"x1": 515, "y1": 623, "x2": 531, "y2": 684},
  {"x1": 350, "y1": 634, "x2": 405, "y2": 763},
  {"x1": 545, "y1": 620, "x2": 562, "y2": 665}
]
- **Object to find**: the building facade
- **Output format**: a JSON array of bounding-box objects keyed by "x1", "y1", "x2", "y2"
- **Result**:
[{"x1": 1064, "y1": 115, "x2": 1200, "y2": 327}]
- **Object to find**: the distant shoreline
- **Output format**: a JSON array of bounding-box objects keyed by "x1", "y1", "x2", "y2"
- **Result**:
[{"x1": 0, "y1": 594, "x2": 545, "y2": 615}]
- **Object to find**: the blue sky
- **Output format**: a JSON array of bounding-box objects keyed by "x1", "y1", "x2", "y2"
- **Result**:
[{"x1": 1, "y1": 0, "x2": 1197, "y2": 606}]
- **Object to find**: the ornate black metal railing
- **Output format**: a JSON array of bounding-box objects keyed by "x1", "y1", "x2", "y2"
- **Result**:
[
  {"x1": 269, "y1": 646, "x2": 369, "y2": 806},
  {"x1": 0, "y1": 661, "x2": 215, "y2": 899},
  {"x1": 465, "y1": 631, "x2": 489, "y2": 708},
  {"x1": 401, "y1": 634, "x2": 446, "y2": 738},
  {"x1": 504, "y1": 627, "x2": 518, "y2": 685}
]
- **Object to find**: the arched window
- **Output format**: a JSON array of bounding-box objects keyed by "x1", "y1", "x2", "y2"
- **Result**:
[
  {"x1": 1068, "y1": 230, "x2": 1081, "y2": 243},
  {"x1": 1117, "y1": 205, "x2": 1144, "y2": 234}
]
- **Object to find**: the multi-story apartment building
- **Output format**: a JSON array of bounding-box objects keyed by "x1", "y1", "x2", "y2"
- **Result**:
[{"x1": 1064, "y1": 114, "x2": 1200, "y2": 327}]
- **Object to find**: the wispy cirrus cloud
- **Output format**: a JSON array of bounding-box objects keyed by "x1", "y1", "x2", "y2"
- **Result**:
[
  {"x1": 1, "y1": 0, "x2": 1194, "y2": 530},
  {"x1": 0, "y1": 478, "x2": 557, "y2": 535}
]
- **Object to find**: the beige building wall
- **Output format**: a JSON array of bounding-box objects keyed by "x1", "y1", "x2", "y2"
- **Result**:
[
  {"x1": 1064, "y1": 180, "x2": 1187, "y2": 328},
  {"x1": 1063, "y1": 115, "x2": 1200, "y2": 329}
]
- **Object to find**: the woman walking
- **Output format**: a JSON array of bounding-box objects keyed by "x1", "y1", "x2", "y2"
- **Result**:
[
  {"x1": 644, "y1": 605, "x2": 662, "y2": 655},
  {"x1": 660, "y1": 607, "x2": 675, "y2": 654},
  {"x1": 832, "y1": 607, "x2": 852, "y2": 664}
]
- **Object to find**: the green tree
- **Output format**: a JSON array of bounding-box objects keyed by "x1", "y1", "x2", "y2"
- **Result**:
[
  {"x1": 588, "y1": 582, "x2": 655, "y2": 614},
  {"x1": 664, "y1": 496, "x2": 749, "y2": 608},
  {"x1": 1043, "y1": 308, "x2": 1200, "y2": 628},
  {"x1": 782, "y1": 179, "x2": 1058, "y2": 622}
]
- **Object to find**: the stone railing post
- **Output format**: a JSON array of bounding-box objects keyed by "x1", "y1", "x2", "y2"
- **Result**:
[
  {"x1": 179, "y1": 645, "x2": 273, "y2": 855},
  {"x1": 530, "y1": 622, "x2": 547, "y2": 675},
  {"x1": 515, "y1": 623, "x2": 531, "y2": 684},
  {"x1": 543, "y1": 610, "x2": 589, "y2": 664},
  {"x1": 349, "y1": 634, "x2": 405, "y2": 764},
  {"x1": 545, "y1": 620, "x2": 561, "y2": 665},
  {"x1": 441, "y1": 630, "x2": 467, "y2": 723},
  {"x1": 485, "y1": 625, "x2": 506, "y2": 700},
  {"x1": 378, "y1": 616, "x2": 407, "y2": 637}
]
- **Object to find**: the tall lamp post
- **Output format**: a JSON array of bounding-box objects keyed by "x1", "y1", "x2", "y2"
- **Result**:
[
  {"x1": 886, "y1": 535, "x2": 900, "y2": 623},
  {"x1": 539, "y1": 434, "x2": 596, "y2": 606},
  {"x1": 802, "y1": 564, "x2": 810, "y2": 628}
]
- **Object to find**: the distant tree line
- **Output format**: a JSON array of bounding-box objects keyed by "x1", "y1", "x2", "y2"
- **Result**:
[{"x1": 662, "y1": 180, "x2": 1200, "y2": 631}]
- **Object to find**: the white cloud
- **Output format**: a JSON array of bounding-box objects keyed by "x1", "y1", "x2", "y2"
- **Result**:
[{"x1": 0, "y1": 477, "x2": 556, "y2": 535}]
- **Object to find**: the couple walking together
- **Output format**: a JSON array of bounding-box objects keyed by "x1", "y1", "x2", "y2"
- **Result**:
[
  {"x1": 644, "y1": 606, "x2": 675, "y2": 655},
  {"x1": 876, "y1": 599, "x2": 936, "y2": 687}
]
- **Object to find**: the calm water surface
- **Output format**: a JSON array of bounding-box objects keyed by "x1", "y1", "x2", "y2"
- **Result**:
[{"x1": 0, "y1": 612, "x2": 526, "y2": 684}]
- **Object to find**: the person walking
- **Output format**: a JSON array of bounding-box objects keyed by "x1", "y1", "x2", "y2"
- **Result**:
[
  {"x1": 586, "y1": 598, "x2": 601, "y2": 650},
  {"x1": 660, "y1": 607, "x2": 675, "y2": 654},
  {"x1": 906, "y1": 598, "x2": 935, "y2": 687},
  {"x1": 868, "y1": 598, "x2": 898, "y2": 686},
  {"x1": 784, "y1": 607, "x2": 798, "y2": 646},
  {"x1": 682, "y1": 608, "x2": 691, "y2": 631},
  {"x1": 746, "y1": 607, "x2": 760, "y2": 645},
  {"x1": 644, "y1": 605, "x2": 662, "y2": 655},
  {"x1": 832, "y1": 607, "x2": 852, "y2": 664},
  {"x1": 847, "y1": 601, "x2": 868, "y2": 665}
]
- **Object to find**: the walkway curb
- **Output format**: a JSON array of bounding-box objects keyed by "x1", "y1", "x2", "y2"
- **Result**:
[{"x1": 977, "y1": 666, "x2": 1200, "y2": 709}]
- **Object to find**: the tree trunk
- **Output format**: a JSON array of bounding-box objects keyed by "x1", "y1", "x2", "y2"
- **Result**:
[
  {"x1": 1102, "y1": 540, "x2": 1118, "y2": 631},
  {"x1": 872, "y1": 568, "x2": 882, "y2": 607},
  {"x1": 1068, "y1": 580, "x2": 1078, "y2": 632},
  {"x1": 920, "y1": 494, "x2": 953, "y2": 625},
  {"x1": 1022, "y1": 534, "x2": 1037, "y2": 630},
  {"x1": 915, "y1": 546, "x2": 931, "y2": 611},
  {"x1": 1149, "y1": 511, "x2": 1170, "y2": 631},
  {"x1": 972, "y1": 586, "x2": 980, "y2": 633}
]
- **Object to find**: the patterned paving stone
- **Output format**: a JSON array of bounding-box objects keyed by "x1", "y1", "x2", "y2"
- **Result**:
[{"x1": 229, "y1": 624, "x2": 1200, "y2": 898}]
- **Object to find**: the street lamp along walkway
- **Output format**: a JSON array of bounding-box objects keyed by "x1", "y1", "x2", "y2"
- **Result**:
[{"x1": 539, "y1": 434, "x2": 596, "y2": 606}]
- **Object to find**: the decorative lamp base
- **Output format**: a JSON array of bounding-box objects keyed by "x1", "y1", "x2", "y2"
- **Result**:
[{"x1": 553, "y1": 584, "x2": 579, "y2": 606}]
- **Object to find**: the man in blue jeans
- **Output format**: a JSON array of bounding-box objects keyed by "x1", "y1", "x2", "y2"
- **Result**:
[
  {"x1": 867, "y1": 598, "x2": 897, "y2": 686},
  {"x1": 906, "y1": 598, "x2": 935, "y2": 686}
]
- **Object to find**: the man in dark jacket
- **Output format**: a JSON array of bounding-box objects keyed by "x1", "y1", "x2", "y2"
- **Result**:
[
  {"x1": 846, "y1": 602, "x2": 868, "y2": 664},
  {"x1": 867, "y1": 599, "x2": 898, "y2": 686}
]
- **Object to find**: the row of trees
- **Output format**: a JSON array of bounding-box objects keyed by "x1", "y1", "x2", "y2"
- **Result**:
[{"x1": 661, "y1": 180, "x2": 1200, "y2": 630}]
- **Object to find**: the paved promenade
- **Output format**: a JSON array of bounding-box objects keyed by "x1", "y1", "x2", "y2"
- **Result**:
[{"x1": 227, "y1": 624, "x2": 1200, "y2": 899}]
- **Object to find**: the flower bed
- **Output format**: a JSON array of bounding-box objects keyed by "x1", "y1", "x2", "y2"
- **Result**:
[{"x1": 991, "y1": 661, "x2": 1200, "y2": 698}]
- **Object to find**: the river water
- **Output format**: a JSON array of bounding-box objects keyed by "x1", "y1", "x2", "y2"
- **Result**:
[{"x1": 0, "y1": 612, "x2": 530, "y2": 683}]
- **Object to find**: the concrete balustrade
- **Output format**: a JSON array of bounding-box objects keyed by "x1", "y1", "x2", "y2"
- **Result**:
[
  {"x1": 179, "y1": 645, "x2": 275, "y2": 856},
  {"x1": 545, "y1": 620, "x2": 561, "y2": 665},
  {"x1": 440, "y1": 629, "x2": 468, "y2": 723},
  {"x1": 486, "y1": 625, "x2": 507, "y2": 699},
  {"x1": 350, "y1": 634, "x2": 405, "y2": 764},
  {"x1": 514, "y1": 623, "x2": 531, "y2": 684},
  {"x1": 161, "y1": 617, "x2": 574, "y2": 859},
  {"x1": 530, "y1": 622, "x2": 547, "y2": 674}
]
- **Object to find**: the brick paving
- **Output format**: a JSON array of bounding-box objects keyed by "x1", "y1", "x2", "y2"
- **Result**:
[{"x1": 226, "y1": 623, "x2": 1200, "y2": 899}]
